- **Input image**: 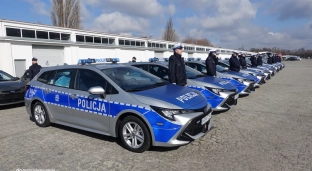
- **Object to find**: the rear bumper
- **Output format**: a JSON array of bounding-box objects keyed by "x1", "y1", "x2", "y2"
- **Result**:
[{"x1": 0, "y1": 92, "x2": 25, "y2": 106}]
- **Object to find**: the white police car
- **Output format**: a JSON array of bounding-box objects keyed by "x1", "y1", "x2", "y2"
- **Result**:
[{"x1": 24, "y1": 58, "x2": 212, "y2": 153}]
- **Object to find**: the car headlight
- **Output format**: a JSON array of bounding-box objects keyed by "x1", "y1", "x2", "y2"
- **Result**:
[
  {"x1": 205, "y1": 87, "x2": 223, "y2": 95},
  {"x1": 150, "y1": 106, "x2": 195, "y2": 121},
  {"x1": 233, "y1": 78, "x2": 244, "y2": 83}
]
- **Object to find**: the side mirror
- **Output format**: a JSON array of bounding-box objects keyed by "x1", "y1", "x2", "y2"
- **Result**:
[
  {"x1": 163, "y1": 75, "x2": 169, "y2": 80},
  {"x1": 88, "y1": 86, "x2": 106, "y2": 98}
]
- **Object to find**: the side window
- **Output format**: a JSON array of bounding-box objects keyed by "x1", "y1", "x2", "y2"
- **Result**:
[
  {"x1": 53, "y1": 70, "x2": 75, "y2": 88},
  {"x1": 75, "y1": 69, "x2": 118, "y2": 94},
  {"x1": 149, "y1": 65, "x2": 168, "y2": 78},
  {"x1": 133, "y1": 65, "x2": 148, "y2": 72},
  {"x1": 37, "y1": 71, "x2": 53, "y2": 84}
]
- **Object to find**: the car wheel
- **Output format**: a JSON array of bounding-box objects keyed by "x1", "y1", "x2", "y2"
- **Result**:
[
  {"x1": 32, "y1": 102, "x2": 51, "y2": 127},
  {"x1": 119, "y1": 116, "x2": 151, "y2": 153}
]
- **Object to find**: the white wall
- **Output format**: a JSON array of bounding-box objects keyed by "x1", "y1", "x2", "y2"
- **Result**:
[
  {"x1": 78, "y1": 47, "x2": 116, "y2": 62},
  {"x1": 0, "y1": 42, "x2": 14, "y2": 75},
  {"x1": 11, "y1": 44, "x2": 33, "y2": 70}
]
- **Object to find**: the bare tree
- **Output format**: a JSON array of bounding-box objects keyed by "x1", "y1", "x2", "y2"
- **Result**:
[
  {"x1": 51, "y1": 0, "x2": 82, "y2": 29},
  {"x1": 162, "y1": 17, "x2": 179, "y2": 42},
  {"x1": 183, "y1": 37, "x2": 214, "y2": 47}
]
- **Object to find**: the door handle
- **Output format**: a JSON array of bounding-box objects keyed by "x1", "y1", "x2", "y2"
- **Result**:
[{"x1": 70, "y1": 94, "x2": 78, "y2": 99}]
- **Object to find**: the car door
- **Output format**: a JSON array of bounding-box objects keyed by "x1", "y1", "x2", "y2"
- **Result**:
[
  {"x1": 68, "y1": 69, "x2": 116, "y2": 132},
  {"x1": 41, "y1": 69, "x2": 75, "y2": 124}
]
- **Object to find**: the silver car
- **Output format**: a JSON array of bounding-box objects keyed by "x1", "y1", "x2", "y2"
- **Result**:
[{"x1": 24, "y1": 59, "x2": 212, "y2": 153}]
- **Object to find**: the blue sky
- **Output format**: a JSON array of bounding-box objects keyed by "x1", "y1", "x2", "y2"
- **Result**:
[{"x1": 1, "y1": 0, "x2": 312, "y2": 49}]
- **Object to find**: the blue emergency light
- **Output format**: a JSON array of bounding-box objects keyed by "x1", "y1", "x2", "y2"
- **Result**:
[
  {"x1": 196, "y1": 58, "x2": 202, "y2": 61},
  {"x1": 149, "y1": 57, "x2": 159, "y2": 62},
  {"x1": 187, "y1": 58, "x2": 195, "y2": 61},
  {"x1": 78, "y1": 58, "x2": 120, "y2": 65}
]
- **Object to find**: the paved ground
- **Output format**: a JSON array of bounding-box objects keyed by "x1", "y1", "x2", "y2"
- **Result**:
[{"x1": 1, "y1": 60, "x2": 312, "y2": 171}]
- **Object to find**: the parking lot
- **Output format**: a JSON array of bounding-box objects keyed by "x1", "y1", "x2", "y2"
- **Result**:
[{"x1": 1, "y1": 60, "x2": 312, "y2": 171}]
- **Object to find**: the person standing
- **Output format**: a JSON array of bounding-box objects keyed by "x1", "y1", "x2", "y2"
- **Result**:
[
  {"x1": 229, "y1": 52, "x2": 241, "y2": 72},
  {"x1": 267, "y1": 54, "x2": 273, "y2": 64},
  {"x1": 132, "y1": 57, "x2": 136, "y2": 62},
  {"x1": 168, "y1": 43, "x2": 187, "y2": 87},
  {"x1": 238, "y1": 53, "x2": 247, "y2": 69},
  {"x1": 28, "y1": 57, "x2": 42, "y2": 80},
  {"x1": 205, "y1": 49, "x2": 218, "y2": 76},
  {"x1": 257, "y1": 54, "x2": 263, "y2": 66},
  {"x1": 250, "y1": 54, "x2": 258, "y2": 67}
]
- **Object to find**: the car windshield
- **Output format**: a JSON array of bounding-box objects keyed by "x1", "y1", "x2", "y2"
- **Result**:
[
  {"x1": 101, "y1": 66, "x2": 168, "y2": 92},
  {"x1": 216, "y1": 65, "x2": 228, "y2": 72},
  {"x1": 0, "y1": 71, "x2": 15, "y2": 81},
  {"x1": 185, "y1": 66, "x2": 206, "y2": 79}
]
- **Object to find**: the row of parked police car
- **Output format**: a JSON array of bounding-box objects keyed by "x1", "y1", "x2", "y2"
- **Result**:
[{"x1": 0, "y1": 53, "x2": 285, "y2": 153}]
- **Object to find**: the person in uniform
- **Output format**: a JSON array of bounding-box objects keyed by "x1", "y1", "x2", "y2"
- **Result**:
[
  {"x1": 267, "y1": 54, "x2": 273, "y2": 64},
  {"x1": 205, "y1": 49, "x2": 218, "y2": 76},
  {"x1": 132, "y1": 57, "x2": 136, "y2": 62},
  {"x1": 257, "y1": 54, "x2": 263, "y2": 66},
  {"x1": 229, "y1": 52, "x2": 241, "y2": 72},
  {"x1": 28, "y1": 57, "x2": 42, "y2": 80},
  {"x1": 250, "y1": 54, "x2": 258, "y2": 67},
  {"x1": 238, "y1": 53, "x2": 247, "y2": 69},
  {"x1": 168, "y1": 43, "x2": 187, "y2": 87}
]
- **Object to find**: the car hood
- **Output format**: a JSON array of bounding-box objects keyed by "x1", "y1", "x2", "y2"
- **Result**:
[
  {"x1": 131, "y1": 84, "x2": 207, "y2": 109},
  {"x1": 0, "y1": 81, "x2": 25, "y2": 91},
  {"x1": 223, "y1": 71, "x2": 257, "y2": 81},
  {"x1": 192, "y1": 76, "x2": 237, "y2": 90}
]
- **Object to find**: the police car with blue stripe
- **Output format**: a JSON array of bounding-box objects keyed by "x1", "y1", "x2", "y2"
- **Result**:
[
  {"x1": 126, "y1": 58, "x2": 239, "y2": 112},
  {"x1": 24, "y1": 58, "x2": 212, "y2": 153},
  {"x1": 184, "y1": 59, "x2": 258, "y2": 94}
]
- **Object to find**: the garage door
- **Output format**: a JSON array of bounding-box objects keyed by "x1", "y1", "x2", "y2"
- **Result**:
[
  {"x1": 14, "y1": 59, "x2": 26, "y2": 77},
  {"x1": 32, "y1": 45, "x2": 64, "y2": 67}
]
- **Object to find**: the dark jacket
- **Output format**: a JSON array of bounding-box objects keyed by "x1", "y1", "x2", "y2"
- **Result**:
[
  {"x1": 267, "y1": 57, "x2": 273, "y2": 64},
  {"x1": 272, "y1": 56, "x2": 277, "y2": 63},
  {"x1": 277, "y1": 56, "x2": 281, "y2": 62},
  {"x1": 168, "y1": 53, "x2": 187, "y2": 86},
  {"x1": 29, "y1": 63, "x2": 42, "y2": 80},
  {"x1": 229, "y1": 55, "x2": 241, "y2": 72},
  {"x1": 257, "y1": 56, "x2": 263, "y2": 66},
  {"x1": 205, "y1": 54, "x2": 217, "y2": 76},
  {"x1": 250, "y1": 56, "x2": 258, "y2": 67},
  {"x1": 239, "y1": 56, "x2": 247, "y2": 68}
]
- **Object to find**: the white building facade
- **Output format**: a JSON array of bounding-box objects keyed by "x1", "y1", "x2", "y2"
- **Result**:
[{"x1": 0, "y1": 19, "x2": 249, "y2": 77}]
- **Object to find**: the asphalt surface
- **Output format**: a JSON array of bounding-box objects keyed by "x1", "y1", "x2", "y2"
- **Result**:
[{"x1": 1, "y1": 60, "x2": 312, "y2": 171}]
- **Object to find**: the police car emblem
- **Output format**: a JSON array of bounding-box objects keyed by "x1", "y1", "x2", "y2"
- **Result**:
[{"x1": 55, "y1": 94, "x2": 60, "y2": 102}]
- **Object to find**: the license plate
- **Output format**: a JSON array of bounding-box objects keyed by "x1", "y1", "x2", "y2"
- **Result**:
[
  {"x1": 201, "y1": 113, "x2": 211, "y2": 125},
  {"x1": 234, "y1": 94, "x2": 239, "y2": 99}
]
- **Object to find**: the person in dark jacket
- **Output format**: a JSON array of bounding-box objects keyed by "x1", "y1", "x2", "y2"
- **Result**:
[
  {"x1": 168, "y1": 43, "x2": 187, "y2": 86},
  {"x1": 238, "y1": 53, "x2": 247, "y2": 69},
  {"x1": 272, "y1": 54, "x2": 277, "y2": 63},
  {"x1": 28, "y1": 57, "x2": 42, "y2": 80},
  {"x1": 205, "y1": 49, "x2": 218, "y2": 76},
  {"x1": 277, "y1": 55, "x2": 281, "y2": 62},
  {"x1": 257, "y1": 54, "x2": 263, "y2": 66},
  {"x1": 267, "y1": 54, "x2": 273, "y2": 64},
  {"x1": 229, "y1": 52, "x2": 241, "y2": 72},
  {"x1": 250, "y1": 54, "x2": 258, "y2": 67}
]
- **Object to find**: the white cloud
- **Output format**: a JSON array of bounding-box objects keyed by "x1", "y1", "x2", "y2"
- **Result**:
[
  {"x1": 83, "y1": 0, "x2": 174, "y2": 18},
  {"x1": 92, "y1": 12, "x2": 150, "y2": 34},
  {"x1": 24, "y1": 0, "x2": 49, "y2": 16}
]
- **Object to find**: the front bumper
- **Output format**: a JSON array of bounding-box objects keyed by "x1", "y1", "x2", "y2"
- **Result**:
[
  {"x1": 153, "y1": 109, "x2": 213, "y2": 147},
  {"x1": 214, "y1": 91, "x2": 238, "y2": 111},
  {"x1": 0, "y1": 91, "x2": 25, "y2": 106}
]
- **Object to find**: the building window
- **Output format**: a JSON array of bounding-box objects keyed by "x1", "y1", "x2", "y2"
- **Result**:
[
  {"x1": 22, "y1": 29, "x2": 36, "y2": 38},
  {"x1": 49, "y1": 32, "x2": 60, "y2": 40},
  {"x1": 131, "y1": 41, "x2": 135, "y2": 46},
  {"x1": 109, "y1": 38, "x2": 115, "y2": 44},
  {"x1": 37, "y1": 31, "x2": 48, "y2": 39},
  {"x1": 94, "y1": 37, "x2": 101, "y2": 43},
  {"x1": 6, "y1": 28, "x2": 21, "y2": 37},
  {"x1": 76, "y1": 35, "x2": 84, "y2": 42},
  {"x1": 61, "y1": 33, "x2": 70, "y2": 40},
  {"x1": 125, "y1": 40, "x2": 130, "y2": 46},
  {"x1": 168, "y1": 45, "x2": 174, "y2": 49},
  {"x1": 118, "y1": 39, "x2": 124, "y2": 45},
  {"x1": 85, "y1": 36, "x2": 93, "y2": 43}
]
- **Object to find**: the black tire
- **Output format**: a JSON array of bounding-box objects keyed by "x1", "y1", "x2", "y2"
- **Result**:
[
  {"x1": 119, "y1": 116, "x2": 151, "y2": 153},
  {"x1": 32, "y1": 102, "x2": 51, "y2": 127}
]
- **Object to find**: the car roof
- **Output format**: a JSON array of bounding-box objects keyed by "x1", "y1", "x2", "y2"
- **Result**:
[{"x1": 38, "y1": 63, "x2": 134, "y2": 72}]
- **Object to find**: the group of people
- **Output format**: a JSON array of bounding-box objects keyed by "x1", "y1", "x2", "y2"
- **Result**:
[
  {"x1": 267, "y1": 53, "x2": 282, "y2": 64},
  {"x1": 229, "y1": 52, "x2": 264, "y2": 72}
]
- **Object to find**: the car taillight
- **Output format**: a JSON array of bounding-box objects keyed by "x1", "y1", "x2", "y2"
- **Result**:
[{"x1": 25, "y1": 85, "x2": 30, "y2": 90}]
